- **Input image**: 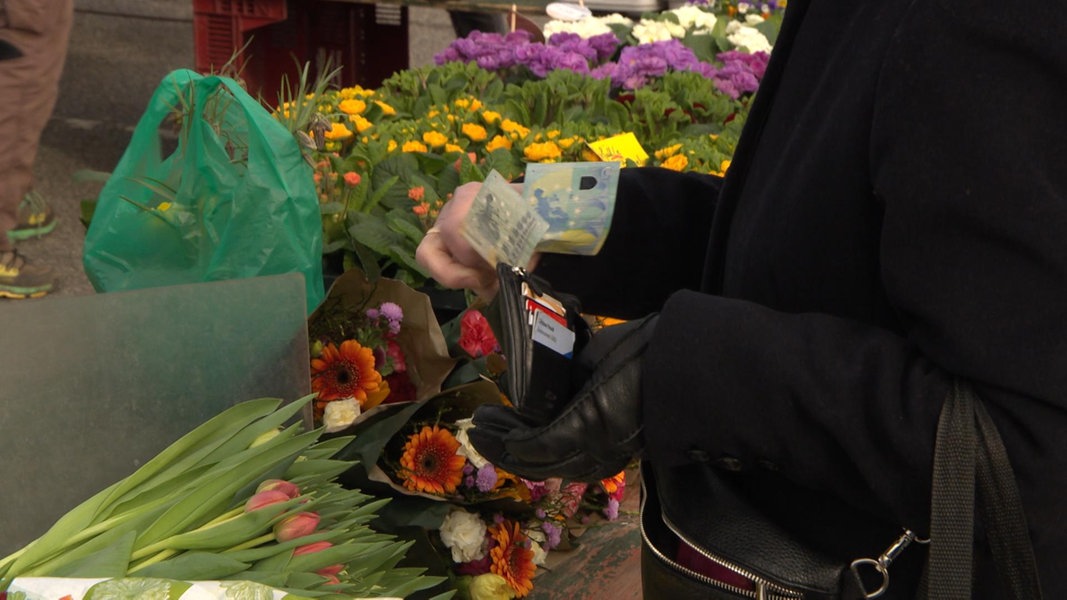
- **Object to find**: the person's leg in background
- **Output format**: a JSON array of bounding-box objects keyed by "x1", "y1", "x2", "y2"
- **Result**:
[{"x1": 0, "y1": 0, "x2": 74, "y2": 299}]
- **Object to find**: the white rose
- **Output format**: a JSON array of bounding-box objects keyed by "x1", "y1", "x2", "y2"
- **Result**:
[
  {"x1": 439, "y1": 509, "x2": 488, "y2": 563},
  {"x1": 322, "y1": 398, "x2": 361, "y2": 433},
  {"x1": 455, "y1": 418, "x2": 490, "y2": 469}
]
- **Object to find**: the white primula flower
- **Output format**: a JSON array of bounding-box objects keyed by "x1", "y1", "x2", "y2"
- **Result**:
[
  {"x1": 455, "y1": 417, "x2": 490, "y2": 469},
  {"x1": 632, "y1": 20, "x2": 682, "y2": 43},
  {"x1": 322, "y1": 397, "x2": 361, "y2": 433},
  {"x1": 544, "y1": 15, "x2": 614, "y2": 38},
  {"x1": 600, "y1": 12, "x2": 634, "y2": 26},
  {"x1": 439, "y1": 509, "x2": 488, "y2": 563},
  {"x1": 737, "y1": 1, "x2": 752, "y2": 13},
  {"x1": 745, "y1": 13, "x2": 765, "y2": 25},
  {"x1": 669, "y1": 5, "x2": 717, "y2": 31},
  {"x1": 725, "y1": 20, "x2": 772, "y2": 53}
]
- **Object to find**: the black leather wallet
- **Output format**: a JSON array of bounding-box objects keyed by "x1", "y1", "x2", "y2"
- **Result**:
[{"x1": 488, "y1": 262, "x2": 592, "y2": 423}]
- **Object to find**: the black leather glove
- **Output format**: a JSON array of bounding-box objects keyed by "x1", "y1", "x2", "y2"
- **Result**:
[{"x1": 469, "y1": 314, "x2": 658, "y2": 482}]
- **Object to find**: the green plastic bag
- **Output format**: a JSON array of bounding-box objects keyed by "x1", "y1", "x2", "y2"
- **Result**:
[{"x1": 84, "y1": 69, "x2": 324, "y2": 312}]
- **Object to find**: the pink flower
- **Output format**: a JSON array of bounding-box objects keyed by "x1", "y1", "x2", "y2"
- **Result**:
[
  {"x1": 458, "y1": 310, "x2": 499, "y2": 358},
  {"x1": 256, "y1": 479, "x2": 301, "y2": 499},
  {"x1": 274, "y1": 512, "x2": 320, "y2": 542},
  {"x1": 294, "y1": 541, "x2": 333, "y2": 556},
  {"x1": 560, "y1": 482, "x2": 588, "y2": 518},
  {"x1": 343, "y1": 171, "x2": 361, "y2": 186},
  {"x1": 244, "y1": 489, "x2": 290, "y2": 512},
  {"x1": 386, "y1": 340, "x2": 407, "y2": 373},
  {"x1": 316, "y1": 563, "x2": 345, "y2": 577}
]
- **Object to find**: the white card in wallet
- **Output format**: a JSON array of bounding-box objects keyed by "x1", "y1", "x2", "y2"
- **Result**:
[{"x1": 532, "y1": 309, "x2": 576, "y2": 358}]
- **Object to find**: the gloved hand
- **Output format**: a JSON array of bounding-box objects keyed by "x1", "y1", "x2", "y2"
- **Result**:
[{"x1": 468, "y1": 314, "x2": 658, "y2": 482}]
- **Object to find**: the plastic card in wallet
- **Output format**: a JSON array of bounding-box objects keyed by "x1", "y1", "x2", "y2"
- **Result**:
[{"x1": 490, "y1": 263, "x2": 591, "y2": 424}]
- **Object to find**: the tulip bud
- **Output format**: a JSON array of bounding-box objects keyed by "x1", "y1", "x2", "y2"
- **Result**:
[
  {"x1": 316, "y1": 564, "x2": 344, "y2": 577},
  {"x1": 256, "y1": 479, "x2": 301, "y2": 499},
  {"x1": 294, "y1": 541, "x2": 332, "y2": 556},
  {"x1": 249, "y1": 428, "x2": 280, "y2": 448},
  {"x1": 244, "y1": 489, "x2": 289, "y2": 512},
  {"x1": 274, "y1": 512, "x2": 320, "y2": 542}
]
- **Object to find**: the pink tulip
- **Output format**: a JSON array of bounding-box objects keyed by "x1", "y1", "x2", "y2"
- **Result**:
[
  {"x1": 317, "y1": 564, "x2": 344, "y2": 577},
  {"x1": 294, "y1": 541, "x2": 333, "y2": 556},
  {"x1": 256, "y1": 479, "x2": 301, "y2": 499},
  {"x1": 244, "y1": 489, "x2": 290, "y2": 512},
  {"x1": 274, "y1": 512, "x2": 320, "y2": 542}
]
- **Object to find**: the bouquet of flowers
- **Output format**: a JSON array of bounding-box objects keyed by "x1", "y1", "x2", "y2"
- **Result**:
[{"x1": 306, "y1": 271, "x2": 632, "y2": 599}]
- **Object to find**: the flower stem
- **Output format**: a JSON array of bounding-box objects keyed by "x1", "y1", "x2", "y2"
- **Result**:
[
  {"x1": 222, "y1": 533, "x2": 275, "y2": 553},
  {"x1": 128, "y1": 507, "x2": 246, "y2": 561},
  {"x1": 128, "y1": 548, "x2": 180, "y2": 574}
]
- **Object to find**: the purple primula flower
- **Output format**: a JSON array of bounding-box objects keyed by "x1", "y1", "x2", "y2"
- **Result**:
[
  {"x1": 365, "y1": 307, "x2": 379, "y2": 320},
  {"x1": 475, "y1": 463, "x2": 498, "y2": 492},
  {"x1": 587, "y1": 32, "x2": 622, "y2": 62}
]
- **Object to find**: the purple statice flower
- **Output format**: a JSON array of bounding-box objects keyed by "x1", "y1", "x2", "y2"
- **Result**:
[
  {"x1": 603, "y1": 498, "x2": 620, "y2": 520},
  {"x1": 541, "y1": 520, "x2": 563, "y2": 550},
  {"x1": 534, "y1": 507, "x2": 547, "y2": 519},
  {"x1": 464, "y1": 474, "x2": 476, "y2": 488},
  {"x1": 365, "y1": 307, "x2": 379, "y2": 320},
  {"x1": 475, "y1": 463, "x2": 498, "y2": 492},
  {"x1": 379, "y1": 301, "x2": 403, "y2": 323}
]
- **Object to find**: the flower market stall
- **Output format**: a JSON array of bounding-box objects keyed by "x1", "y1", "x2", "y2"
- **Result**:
[{"x1": 10, "y1": 2, "x2": 783, "y2": 598}]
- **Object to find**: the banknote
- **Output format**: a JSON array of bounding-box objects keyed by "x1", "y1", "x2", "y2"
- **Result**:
[
  {"x1": 461, "y1": 170, "x2": 549, "y2": 268},
  {"x1": 523, "y1": 161, "x2": 620, "y2": 255}
]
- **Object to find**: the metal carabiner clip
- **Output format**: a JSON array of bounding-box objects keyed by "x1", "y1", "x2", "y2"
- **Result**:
[{"x1": 850, "y1": 529, "x2": 929, "y2": 599}]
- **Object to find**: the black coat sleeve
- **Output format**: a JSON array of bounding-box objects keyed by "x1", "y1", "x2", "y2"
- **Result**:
[
  {"x1": 534, "y1": 166, "x2": 721, "y2": 319},
  {"x1": 642, "y1": 0, "x2": 1067, "y2": 556}
]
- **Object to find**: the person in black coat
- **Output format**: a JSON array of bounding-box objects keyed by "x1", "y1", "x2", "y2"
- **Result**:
[{"x1": 416, "y1": 0, "x2": 1066, "y2": 596}]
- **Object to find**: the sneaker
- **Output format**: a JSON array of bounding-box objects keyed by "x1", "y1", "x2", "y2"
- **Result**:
[
  {"x1": 0, "y1": 250, "x2": 54, "y2": 299},
  {"x1": 7, "y1": 190, "x2": 58, "y2": 241}
]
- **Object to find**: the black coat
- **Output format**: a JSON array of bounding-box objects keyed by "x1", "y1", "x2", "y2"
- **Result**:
[{"x1": 537, "y1": 0, "x2": 1067, "y2": 595}]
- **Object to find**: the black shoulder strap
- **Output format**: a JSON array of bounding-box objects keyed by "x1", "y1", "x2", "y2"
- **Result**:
[{"x1": 925, "y1": 380, "x2": 1043, "y2": 599}]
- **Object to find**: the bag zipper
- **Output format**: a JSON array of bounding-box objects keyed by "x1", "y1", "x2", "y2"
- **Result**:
[{"x1": 639, "y1": 478, "x2": 805, "y2": 600}]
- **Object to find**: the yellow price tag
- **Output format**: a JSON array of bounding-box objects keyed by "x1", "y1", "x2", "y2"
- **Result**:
[{"x1": 587, "y1": 133, "x2": 649, "y2": 167}]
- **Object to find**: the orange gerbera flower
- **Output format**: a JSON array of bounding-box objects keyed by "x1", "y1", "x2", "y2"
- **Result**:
[
  {"x1": 399, "y1": 425, "x2": 466, "y2": 495},
  {"x1": 310, "y1": 340, "x2": 383, "y2": 405},
  {"x1": 489, "y1": 520, "x2": 535, "y2": 597}
]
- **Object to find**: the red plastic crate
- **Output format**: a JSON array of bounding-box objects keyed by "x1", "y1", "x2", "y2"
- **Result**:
[
  {"x1": 193, "y1": 0, "x2": 409, "y2": 106},
  {"x1": 193, "y1": 0, "x2": 288, "y2": 78}
]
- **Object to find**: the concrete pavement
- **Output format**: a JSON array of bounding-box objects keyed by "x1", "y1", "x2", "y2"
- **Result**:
[{"x1": 16, "y1": 0, "x2": 471, "y2": 301}]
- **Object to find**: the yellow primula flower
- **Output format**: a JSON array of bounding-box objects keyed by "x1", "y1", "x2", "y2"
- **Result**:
[
  {"x1": 427, "y1": 109, "x2": 440, "y2": 119},
  {"x1": 501, "y1": 119, "x2": 530, "y2": 139},
  {"x1": 445, "y1": 143, "x2": 464, "y2": 153},
  {"x1": 462, "y1": 123, "x2": 488, "y2": 143},
  {"x1": 374, "y1": 100, "x2": 396, "y2": 116},
  {"x1": 422, "y1": 130, "x2": 448, "y2": 148},
  {"x1": 350, "y1": 114, "x2": 373, "y2": 133},
  {"x1": 558, "y1": 136, "x2": 579, "y2": 149},
  {"x1": 486, "y1": 135, "x2": 512, "y2": 152},
  {"x1": 481, "y1": 110, "x2": 501, "y2": 125},
  {"x1": 387, "y1": 139, "x2": 398, "y2": 153},
  {"x1": 323, "y1": 122, "x2": 354, "y2": 141},
  {"x1": 454, "y1": 98, "x2": 470, "y2": 110},
  {"x1": 402, "y1": 140, "x2": 428, "y2": 153},
  {"x1": 338, "y1": 98, "x2": 367, "y2": 115},
  {"x1": 524, "y1": 141, "x2": 562, "y2": 163},
  {"x1": 655, "y1": 144, "x2": 684, "y2": 160},
  {"x1": 661, "y1": 154, "x2": 689, "y2": 171},
  {"x1": 546, "y1": 129, "x2": 561, "y2": 139}
]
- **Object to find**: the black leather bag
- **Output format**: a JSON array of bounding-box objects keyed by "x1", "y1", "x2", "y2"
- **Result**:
[{"x1": 639, "y1": 381, "x2": 1043, "y2": 599}]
